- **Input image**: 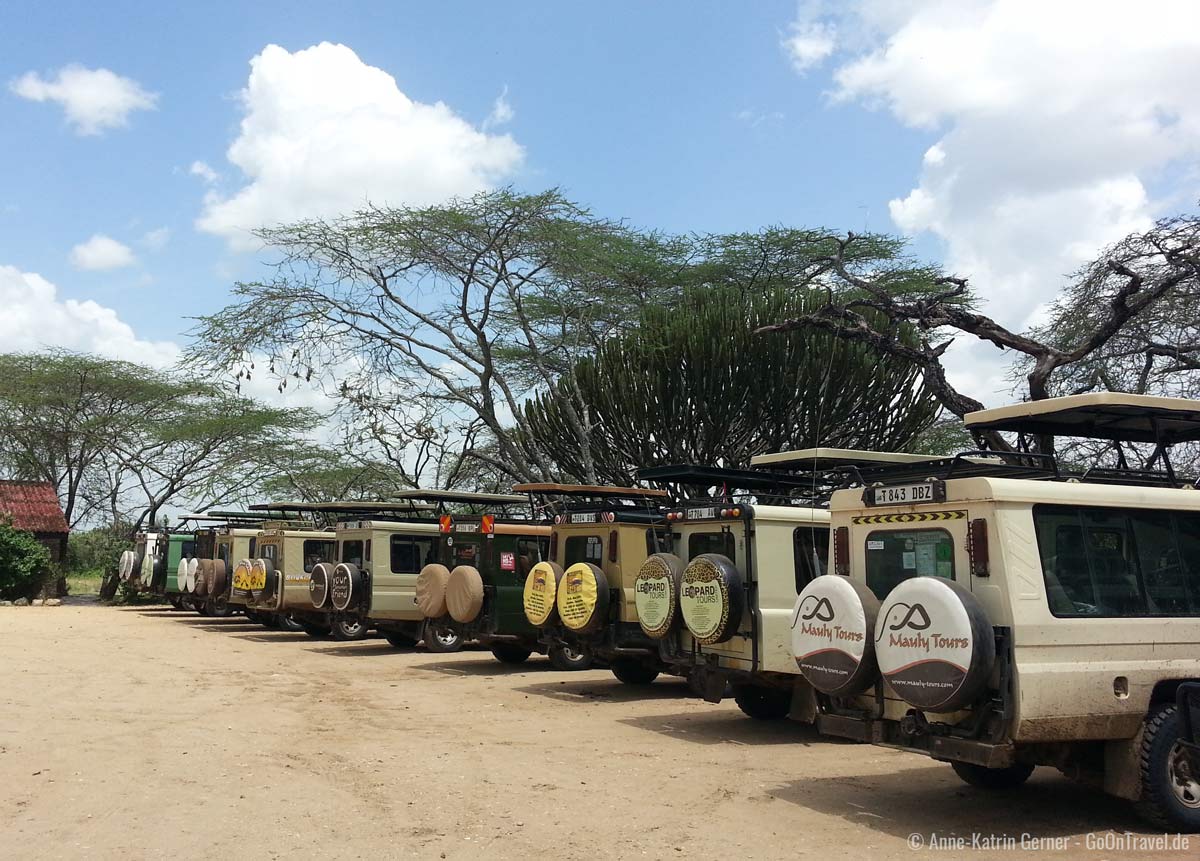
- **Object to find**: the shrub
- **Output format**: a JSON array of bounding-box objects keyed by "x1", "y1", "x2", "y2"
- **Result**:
[
  {"x1": 0, "y1": 519, "x2": 51, "y2": 600},
  {"x1": 67, "y1": 528, "x2": 130, "y2": 575}
]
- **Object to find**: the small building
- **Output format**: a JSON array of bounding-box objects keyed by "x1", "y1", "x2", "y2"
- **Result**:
[{"x1": 0, "y1": 480, "x2": 70, "y2": 565}]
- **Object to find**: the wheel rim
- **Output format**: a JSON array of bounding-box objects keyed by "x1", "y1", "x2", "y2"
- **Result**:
[
  {"x1": 562, "y1": 646, "x2": 586, "y2": 665},
  {"x1": 1169, "y1": 743, "x2": 1200, "y2": 809},
  {"x1": 341, "y1": 620, "x2": 363, "y2": 636},
  {"x1": 432, "y1": 626, "x2": 457, "y2": 647}
]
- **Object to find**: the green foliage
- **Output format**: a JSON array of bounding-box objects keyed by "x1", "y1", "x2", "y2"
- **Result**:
[
  {"x1": 521, "y1": 283, "x2": 939, "y2": 483},
  {"x1": 0, "y1": 519, "x2": 50, "y2": 601},
  {"x1": 66, "y1": 528, "x2": 130, "y2": 575},
  {"x1": 904, "y1": 416, "x2": 974, "y2": 457}
]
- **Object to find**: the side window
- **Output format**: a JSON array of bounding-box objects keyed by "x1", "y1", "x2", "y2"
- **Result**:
[
  {"x1": 248, "y1": 537, "x2": 257, "y2": 558},
  {"x1": 303, "y1": 540, "x2": 335, "y2": 573},
  {"x1": 564, "y1": 535, "x2": 603, "y2": 566},
  {"x1": 645, "y1": 529, "x2": 674, "y2": 556},
  {"x1": 218, "y1": 544, "x2": 230, "y2": 567},
  {"x1": 793, "y1": 527, "x2": 830, "y2": 592},
  {"x1": 687, "y1": 531, "x2": 735, "y2": 561},
  {"x1": 366, "y1": 539, "x2": 372, "y2": 563},
  {"x1": 864, "y1": 529, "x2": 954, "y2": 599},
  {"x1": 390, "y1": 536, "x2": 434, "y2": 574},
  {"x1": 342, "y1": 540, "x2": 364, "y2": 568},
  {"x1": 182, "y1": 541, "x2": 196, "y2": 558}
]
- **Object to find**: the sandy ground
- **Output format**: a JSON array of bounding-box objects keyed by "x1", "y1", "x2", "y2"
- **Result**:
[{"x1": 0, "y1": 604, "x2": 1194, "y2": 860}]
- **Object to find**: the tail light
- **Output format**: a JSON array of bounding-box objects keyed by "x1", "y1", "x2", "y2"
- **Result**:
[
  {"x1": 439, "y1": 514, "x2": 452, "y2": 533},
  {"x1": 968, "y1": 518, "x2": 989, "y2": 577},
  {"x1": 481, "y1": 515, "x2": 495, "y2": 535},
  {"x1": 834, "y1": 526, "x2": 850, "y2": 576},
  {"x1": 608, "y1": 530, "x2": 618, "y2": 563}
]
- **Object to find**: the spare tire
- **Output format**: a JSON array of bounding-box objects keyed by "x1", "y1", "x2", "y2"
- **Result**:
[
  {"x1": 139, "y1": 552, "x2": 154, "y2": 587},
  {"x1": 523, "y1": 561, "x2": 564, "y2": 627},
  {"x1": 209, "y1": 559, "x2": 228, "y2": 597},
  {"x1": 309, "y1": 562, "x2": 334, "y2": 609},
  {"x1": 679, "y1": 553, "x2": 744, "y2": 646},
  {"x1": 875, "y1": 577, "x2": 995, "y2": 713},
  {"x1": 416, "y1": 563, "x2": 451, "y2": 618},
  {"x1": 151, "y1": 554, "x2": 166, "y2": 588},
  {"x1": 186, "y1": 557, "x2": 200, "y2": 593},
  {"x1": 131, "y1": 547, "x2": 146, "y2": 582},
  {"x1": 250, "y1": 559, "x2": 271, "y2": 600},
  {"x1": 446, "y1": 565, "x2": 484, "y2": 623},
  {"x1": 791, "y1": 575, "x2": 881, "y2": 696},
  {"x1": 118, "y1": 550, "x2": 134, "y2": 581},
  {"x1": 174, "y1": 558, "x2": 189, "y2": 593},
  {"x1": 557, "y1": 562, "x2": 609, "y2": 634},
  {"x1": 231, "y1": 558, "x2": 254, "y2": 594},
  {"x1": 634, "y1": 553, "x2": 684, "y2": 639},
  {"x1": 195, "y1": 559, "x2": 212, "y2": 597},
  {"x1": 330, "y1": 562, "x2": 364, "y2": 612}
]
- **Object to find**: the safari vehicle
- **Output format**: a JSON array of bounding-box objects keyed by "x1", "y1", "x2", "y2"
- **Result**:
[
  {"x1": 793, "y1": 394, "x2": 1200, "y2": 831},
  {"x1": 638, "y1": 463, "x2": 835, "y2": 717},
  {"x1": 413, "y1": 491, "x2": 577, "y2": 666},
  {"x1": 178, "y1": 512, "x2": 273, "y2": 617},
  {"x1": 305, "y1": 498, "x2": 453, "y2": 646},
  {"x1": 520, "y1": 483, "x2": 688, "y2": 684},
  {"x1": 128, "y1": 527, "x2": 195, "y2": 608}
]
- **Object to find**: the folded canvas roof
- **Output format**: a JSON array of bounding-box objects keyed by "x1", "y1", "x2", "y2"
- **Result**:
[
  {"x1": 751, "y1": 447, "x2": 938, "y2": 470},
  {"x1": 964, "y1": 393, "x2": 1200, "y2": 444}
]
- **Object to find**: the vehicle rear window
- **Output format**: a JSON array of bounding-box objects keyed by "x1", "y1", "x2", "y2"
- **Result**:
[
  {"x1": 303, "y1": 540, "x2": 335, "y2": 573},
  {"x1": 688, "y1": 531, "x2": 735, "y2": 561},
  {"x1": 645, "y1": 529, "x2": 674, "y2": 556},
  {"x1": 1034, "y1": 505, "x2": 1200, "y2": 617},
  {"x1": 182, "y1": 541, "x2": 196, "y2": 558},
  {"x1": 341, "y1": 540, "x2": 364, "y2": 568},
  {"x1": 564, "y1": 535, "x2": 603, "y2": 566},
  {"x1": 865, "y1": 529, "x2": 954, "y2": 599},
  {"x1": 260, "y1": 543, "x2": 278, "y2": 563},
  {"x1": 390, "y1": 535, "x2": 434, "y2": 574},
  {"x1": 794, "y1": 527, "x2": 830, "y2": 591},
  {"x1": 515, "y1": 538, "x2": 545, "y2": 577}
]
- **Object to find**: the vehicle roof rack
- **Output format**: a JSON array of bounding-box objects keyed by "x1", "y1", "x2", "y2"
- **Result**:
[
  {"x1": 513, "y1": 482, "x2": 667, "y2": 521},
  {"x1": 249, "y1": 501, "x2": 436, "y2": 514},
  {"x1": 638, "y1": 464, "x2": 821, "y2": 493},
  {"x1": 389, "y1": 489, "x2": 528, "y2": 506},
  {"x1": 513, "y1": 483, "x2": 666, "y2": 500},
  {"x1": 965, "y1": 393, "x2": 1200, "y2": 445},
  {"x1": 841, "y1": 450, "x2": 1060, "y2": 487},
  {"x1": 750, "y1": 447, "x2": 939, "y2": 470}
]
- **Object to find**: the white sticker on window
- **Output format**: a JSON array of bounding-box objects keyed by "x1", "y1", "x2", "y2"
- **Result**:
[{"x1": 867, "y1": 540, "x2": 885, "y2": 551}]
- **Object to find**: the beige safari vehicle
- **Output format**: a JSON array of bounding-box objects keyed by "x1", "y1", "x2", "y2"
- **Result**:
[
  {"x1": 639, "y1": 464, "x2": 835, "y2": 718},
  {"x1": 518, "y1": 484, "x2": 686, "y2": 684},
  {"x1": 176, "y1": 512, "x2": 272, "y2": 617},
  {"x1": 796, "y1": 394, "x2": 1200, "y2": 831},
  {"x1": 235, "y1": 508, "x2": 338, "y2": 635}
]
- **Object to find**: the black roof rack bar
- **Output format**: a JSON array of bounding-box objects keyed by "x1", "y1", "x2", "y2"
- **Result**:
[
  {"x1": 839, "y1": 450, "x2": 1059, "y2": 487},
  {"x1": 637, "y1": 464, "x2": 823, "y2": 493}
]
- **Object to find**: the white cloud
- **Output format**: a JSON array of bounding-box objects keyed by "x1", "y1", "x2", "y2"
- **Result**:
[
  {"x1": 69, "y1": 234, "x2": 137, "y2": 271},
  {"x1": 189, "y1": 160, "x2": 219, "y2": 184},
  {"x1": 483, "y1": 85, "x2": 514, "y2": 129},
  {"x1": 10, "y1": 64, "x2": 157, "y2": 135},
  {"x1": 140, "y1": 227, "x2": 170, "y2": 250},
  {"x1": 794, "y1": 1, "x2": 1200, "y2": 402},
  {"x1": 0, "y1": 265, "x2": 178, "y2": 366},
  {"x1": 197, "y1": 43, "x2": 524, "y2": 250},
  {"x1": 783, "y1": 20, "x2": 836, "y2": 72}
]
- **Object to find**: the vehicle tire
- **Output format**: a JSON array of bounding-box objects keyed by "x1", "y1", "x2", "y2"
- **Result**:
[
  {"x1": 732, "y1": 683, "x2": 791, "y2": 720},
  {"x1": 951, "y1": 761, "x2": 1035, "y2": 791},
  {"x1": 611, "y1": 659, "x2": 659, "y2": 686},
  {"x1": 207, "y1": 595, "x2": 234, "y2": 618},
  {"x1": 384, "y1": 630, "x2": 417, "y2": 649},
  {"x1": 491, "y1": 644, "x2": 533, "y2": 664},
  {"x1": 278, "y1": 613, "x2": 305, "y2": 632},
  {"x1": 260, "y1": 613, "x2": 281, "y2": 630},
  {"x1": 300, "y1": 621, "x2": 332, "y2": 639},
  {"x1": 332, "y1": 617, "x2": 369, "y2": 641},
  {"x1": 422, "y1": 619, "x2": 463, "y2": 653},
  {"x1": 1134, "y1": 704, "x2": 1200, "y2": 830},
  {"x1": 167, "y1": 594, "x2": 184, "y2": 610},
  {"x1": 243, "y1": 608, "x2": 261, "y2": 623},
  {"x1": 549, "y1": 644, "x2": 593, "y2": 671}
]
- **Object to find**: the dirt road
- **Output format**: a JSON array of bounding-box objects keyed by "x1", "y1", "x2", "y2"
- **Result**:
[{"x1": 0, "y1": 605, "x2": 1192, "y2": 860}]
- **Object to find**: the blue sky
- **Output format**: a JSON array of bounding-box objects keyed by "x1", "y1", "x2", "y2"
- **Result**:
[{"x1": 2, "y1": 1, "x2": 1198, "y2": 404}]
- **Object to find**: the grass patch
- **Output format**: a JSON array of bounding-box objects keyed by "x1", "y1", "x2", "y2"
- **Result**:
[{"x1": 66, "y1": 570, "x2": 104, "y2": 596}]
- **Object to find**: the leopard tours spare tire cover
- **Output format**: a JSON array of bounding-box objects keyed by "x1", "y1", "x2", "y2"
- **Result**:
[
  {"x1": 634, "y1": 553, "x2": 684, "y2": 639},
  {"x1": 557, "y1": 562, "x2": 609, "y2": 634},
  {"x1": 416, "y1": 563, "x2": 451, "y2": 618},
  {"x1": 791, "y1": 575, "x2": 881, "y2": 696},
  {"x1": 679, "y1": 553, "x2": 743, "y2": 646},
  {"x1": 875, "y1": 577, "x2": 995, "y2": 713},
  {"x1": 523, "y1": 561, "x2": 564, "y2": 627},
  {"x1": 446, "y1": 565, "x2": 485, "y2": 623},
  {"x1": 309, "y1": 562, "x2": 333, "y2": 609},
  {"x1": 330, "y1": 562, "x2": 363, "y2": 612}
]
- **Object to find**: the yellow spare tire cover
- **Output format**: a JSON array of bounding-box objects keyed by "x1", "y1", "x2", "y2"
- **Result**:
[
  {"x1": 557, "y1": 562, "x2": 609, "y2": 633},
  {"x1": 523, "y1": 561, "x2": 563, "y2": 626},
  {"x1": 446, "y1": 565, "x2": 484, "y2": 623}
]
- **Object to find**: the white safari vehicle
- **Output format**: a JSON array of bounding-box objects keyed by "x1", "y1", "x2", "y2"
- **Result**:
[{"x1": 792, "y1": 394, "x2": 1200, "y2": 831}]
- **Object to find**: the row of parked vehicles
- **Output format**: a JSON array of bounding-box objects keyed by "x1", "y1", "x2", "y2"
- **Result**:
[{"x1": 117, "y1": 393, "x2": 1200, "y2": 831}]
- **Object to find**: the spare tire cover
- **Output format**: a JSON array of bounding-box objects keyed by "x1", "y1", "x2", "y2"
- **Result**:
[
  {"x1": 209, "y1": 559, "x2": 228, "y2": 597},
  {"x1": 131, "y1": 547, "x2": 146, "y2": 581},
  {"x1": 186, "y1": 557, "x2": 200, "y2": 593},
  {"x1": 151, "y1": 554, "x2": 166, "y2": 587},
  {"x1": 231, "y1": 558, "x2": 255, "y2": 593},
  {"x1": 523, "y1": 561, "x2": 564, "y2": 626},
  {"x1": 174, "y1": 558, "x2": 189, "y2": 592},
  {"x1": 875, "y1": 577, "x2": 995, "y2": 713},
  {"x1": 634, "y1": 553, "x2": 684, "y2": 639},
  {"x1": 140, "y1": 552, "x2": 154, "y2": 586},
  {"x1": 330, "y1": 562, "x2": 363, "y2": 612},
  {"x1": 679, "y1": 553, "x2": 743, "y2": 646},
  {"x1": 446, "y1": 565, "x2": 485, "y2": 623},
  {"x1": 557, "y1": 562, "x2": 609, "y2": 634},
  {"x1": 791, "y1": 575, "x2": 881, "y2": 696},
  {"x1": 249, "y1": 559, "x2": 271, "y2": 600},
  {"x1": 118, "y1": 550, "x2": 133, "y2": 580},
  {"x1": 309, "y1": 562, "x2": 333, "y2": 609},
  {"x1": 416, "y1": 563, "x2": 451, "y2": 618},
  {"x1": 195, "y1": 559, "x2": 212, "y2": 597}
]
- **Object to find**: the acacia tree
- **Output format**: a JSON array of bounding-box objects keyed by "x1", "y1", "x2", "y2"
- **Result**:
[
  {"x1": 757, "y1": 215, "x2": 1200, "y2": 453},
  {"x1": 186, "y1": 189, "x2": 686, "y2": 485},
  {"x1": 521, "y1": 283, "x2": 939, "y2": 483}
]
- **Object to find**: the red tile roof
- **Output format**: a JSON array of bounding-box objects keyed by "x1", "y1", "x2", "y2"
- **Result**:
[{"x1": 0, "y1": 481, "x2": 69, "y2": 534}]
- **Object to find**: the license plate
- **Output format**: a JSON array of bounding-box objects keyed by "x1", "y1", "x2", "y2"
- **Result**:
[
  {"x1": 456, "y1": 523, "x2": 479, "y2": 533},
  {"x1": 866, "y1": 481, "x2": 944, "y2": 506},
  {"x1": 570, "y1": 513, "x2": 597, "y2": 523},
  {"x1": 686, "y1": 507, "x2": 715, "y2": 520}
]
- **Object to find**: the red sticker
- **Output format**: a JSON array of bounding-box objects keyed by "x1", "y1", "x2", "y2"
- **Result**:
[{"x1": 500, "y1": 552, "x2": 516, "y2": 571}]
